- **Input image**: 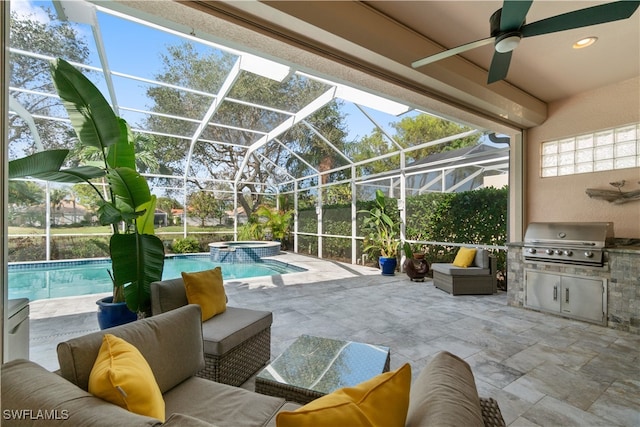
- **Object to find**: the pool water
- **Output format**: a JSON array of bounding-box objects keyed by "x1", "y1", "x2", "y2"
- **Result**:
[{"x1": 8, "y1": 255, "x2": 306, "y2": 302}]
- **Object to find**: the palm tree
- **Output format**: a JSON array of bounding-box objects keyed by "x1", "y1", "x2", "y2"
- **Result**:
[{"x1": 255, "y1": 205, "x2": 294, "y2": 248}]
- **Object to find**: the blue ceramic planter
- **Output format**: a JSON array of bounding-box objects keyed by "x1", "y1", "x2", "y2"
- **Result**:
[
  {"x1": 96, "y1": 296, "x2": 137, "y2": 330},
  {"x1": 379, "y1": 256, "x2": 397, "y2": 276}
]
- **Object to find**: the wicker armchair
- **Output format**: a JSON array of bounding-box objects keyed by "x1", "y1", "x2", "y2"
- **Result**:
[
  {"x1": 431, "y1": 249, "x2": 498, "y2": 295},
  {"x1": 150, "y1": 277, "x2": 272, "y2": 386}
]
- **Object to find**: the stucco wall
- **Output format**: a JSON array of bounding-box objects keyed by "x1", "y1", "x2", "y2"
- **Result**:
[{"x1": 527, "y1": 77, "x2": 640, "y2": 239}]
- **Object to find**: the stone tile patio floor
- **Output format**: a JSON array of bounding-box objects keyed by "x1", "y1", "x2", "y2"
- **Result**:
[{"x1": 27, "y1": 253, "x2": 640, "y2": 426}]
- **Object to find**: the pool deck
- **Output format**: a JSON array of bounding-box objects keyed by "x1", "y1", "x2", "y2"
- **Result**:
[{"x1": 26, "y1": 252, "x2": 640, "y2": 426}]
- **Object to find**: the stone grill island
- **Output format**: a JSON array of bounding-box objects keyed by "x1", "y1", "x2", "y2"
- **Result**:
[{"x1": 507, "y1": 242, "x2": 640, "y2": 334}]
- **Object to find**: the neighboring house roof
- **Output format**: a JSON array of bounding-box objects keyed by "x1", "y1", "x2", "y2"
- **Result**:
[{"x1": 407, "y1": 143, "x2": 508, "y2": 169}]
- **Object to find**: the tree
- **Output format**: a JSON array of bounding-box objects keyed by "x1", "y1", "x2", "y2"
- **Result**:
[
  {"x1": 143, "y1": 42, "x2": 348, "y2": 216},
  {"x1": 324, "y1": 184, "x2": 352, "y2": 205},
  {"x1": 346, "y1": 128, "x2": 399, "y2": 176},
  {"x1": 345, "y1": 114, "x2": 481, "y2": 180},
  {"x1": 283, "y1": 100, "x2": 350, "y2": 184},
  {"x1": 49, "y1": 188, "x2": 68, "y2": 226},
  {"x1": 188, "y1": 191, "x2": 223, "y2": 227},
  {"x1": 212, "y1": 200, "x2": 230, "y2": 225},
  {"x1": 393, "y1": 114, "x2": 480, "y2": 161},
  {"x1": 9, "y1": 7, "x2": 90, "y2": 158},
  {"x1": 72, "y1": 183, "x2": 102, "y2": 223},
  {"x1": 9, "y1": 180, "x2": 44, "y2": 207},
  {"x1": 8, "y1": 181, "x2": 45, "y2": 227}
]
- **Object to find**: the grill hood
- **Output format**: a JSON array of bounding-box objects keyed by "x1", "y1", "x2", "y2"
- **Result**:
[{"x1": 524, "y1": 222, "x2": 614, "y2": 248}]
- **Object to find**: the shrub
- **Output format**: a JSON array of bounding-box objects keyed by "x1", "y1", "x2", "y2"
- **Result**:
[
  {"x1": 172, "y1": 237, "x2": 201, "y2": 253},
  {"x1": 8, "y1": 237, "x2": 46, "y2": 262},
  {"x1": 63, "y1": 237, "x2": 110, "y2": 259}
]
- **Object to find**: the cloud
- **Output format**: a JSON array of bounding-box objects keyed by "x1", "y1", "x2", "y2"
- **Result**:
[{"x1": 11, "y1": 0, "x2": 51, "y2": 24}]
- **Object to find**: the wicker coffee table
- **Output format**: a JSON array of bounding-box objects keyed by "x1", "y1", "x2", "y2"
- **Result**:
[{"x1": 255, "y1": 334, "x2": 390, "y2": 404}]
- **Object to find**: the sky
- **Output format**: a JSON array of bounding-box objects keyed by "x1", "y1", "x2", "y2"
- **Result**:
[{"x1": 11, "y1": 0, "x2": 419, "y2": 144}]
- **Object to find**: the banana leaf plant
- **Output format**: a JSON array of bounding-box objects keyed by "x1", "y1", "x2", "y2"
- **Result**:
[
  {"x1": 359, "y1": 189, "x2": 400, "y2": 259},
  {"x1": 8, "y1": 58, "x2": 164, "y2": 315}
]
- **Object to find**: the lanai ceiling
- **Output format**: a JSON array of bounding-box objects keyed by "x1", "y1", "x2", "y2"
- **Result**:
[
  {"x1": 360, "y1": 0, "x2": 640, "y2": 103},
  {"x1": 190, "y1": 0, "x2": 640, "y2": 128}
]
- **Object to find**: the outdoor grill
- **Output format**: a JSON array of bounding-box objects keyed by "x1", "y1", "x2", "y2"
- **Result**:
[
  {"x1": 523, "y1": 222, "x2": 614, "y2": 267},
  {"x1": 523, "y1": 222, "x2": 614, "y2": 326}
]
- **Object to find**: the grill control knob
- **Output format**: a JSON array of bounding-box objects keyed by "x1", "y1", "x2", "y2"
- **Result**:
[
  {"x1": 554, "y1": 250, "x2": 562, "y2": 255},
  {"x1": 527, "y1": 248, "x2": 536, "y2": 254},
  {"x1": 584, "y1": 251, "x2": 594, "y2": 258},
  {"x1": 563, "y1": 250, "x2": 573, "y2": 256},
  {"x1": 545, "y1": 249, "x2": 553, "y2": 255}
]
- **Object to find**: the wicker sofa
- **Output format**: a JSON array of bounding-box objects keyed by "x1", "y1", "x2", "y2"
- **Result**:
[
  {"x1": 2, "y1": 304, "x2": 296, "y2": 426},
  {"x1": 1, "y1": 304, "x2": 505, "y2": 426},
  {"x1": 150, "y1": 277, "x2": 272, "y2": 386},
  {"x1": 431, "y1": 248, "x2": 498, "y2": 295}
]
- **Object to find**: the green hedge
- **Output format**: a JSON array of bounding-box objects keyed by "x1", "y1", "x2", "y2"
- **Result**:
[
  {"x1": 298, "y1": 187, "x2": 508, "y2": 283},
  {"x1": 405, "y1": 187, "x2": 508, "y2": 285}
]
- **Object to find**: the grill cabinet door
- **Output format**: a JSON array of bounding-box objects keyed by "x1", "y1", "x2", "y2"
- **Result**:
[
  {"x1": 561, "y1": 276, "x2": 605, "y2": 324},
  {"x1": 525, "y1": 271, "x2": 561, "y2": 313}
]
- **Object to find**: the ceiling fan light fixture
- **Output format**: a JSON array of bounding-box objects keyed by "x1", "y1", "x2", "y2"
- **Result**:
[
  {"x1": 494, "y1": 33, "x2": 521, "y2": 53},
  {"x1": 573, "y1": 37, "x2": 598, "y2": 49}
]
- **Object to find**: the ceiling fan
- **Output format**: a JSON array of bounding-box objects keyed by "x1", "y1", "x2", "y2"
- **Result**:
[{"x1": 411, "y1": 0, "x2": 640, "y2": 84}]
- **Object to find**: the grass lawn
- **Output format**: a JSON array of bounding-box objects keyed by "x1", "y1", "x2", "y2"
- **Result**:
[{"x1": 8, "y1": 225, "x2": 233, "y2": 235}]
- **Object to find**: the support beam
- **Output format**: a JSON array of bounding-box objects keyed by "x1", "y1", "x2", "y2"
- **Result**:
[{"x1": 235, "y1": 87, "x2": 336, "y2": 185}]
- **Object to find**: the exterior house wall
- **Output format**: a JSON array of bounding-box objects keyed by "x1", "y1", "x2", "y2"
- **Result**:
[{"x1": 526, "y1": 76, "x2": 640, "y2": 239}]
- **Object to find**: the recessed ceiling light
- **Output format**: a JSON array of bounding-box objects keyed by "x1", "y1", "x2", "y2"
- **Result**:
[{"x1": 573, "y1": 37, "x2": 598, "y2": 49}]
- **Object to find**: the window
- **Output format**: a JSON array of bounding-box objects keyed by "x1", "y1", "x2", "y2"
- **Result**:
[{"x1": 541, "y1": 123, "x2": 639, "y2": 177}]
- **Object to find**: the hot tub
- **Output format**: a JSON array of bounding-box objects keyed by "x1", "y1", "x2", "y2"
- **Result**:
[{"x1": 209, "y1": 241, "x2": 282, "y2": 262}]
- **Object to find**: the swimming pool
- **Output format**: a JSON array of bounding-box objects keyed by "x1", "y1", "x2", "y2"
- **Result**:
[{"x1": 8, "y1": 255, "x2": 306, "y2": 302}]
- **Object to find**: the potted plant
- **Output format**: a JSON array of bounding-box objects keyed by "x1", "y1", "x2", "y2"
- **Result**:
[
  {"x1": 8, "y1": 58, "x2": 164, "y2": 328},
  {"x1": 255, "y1": 205, "x2": 294, "y2": 249},
  {"x1": 360, "y1": 189, "x2": 400, "y2": 275}
]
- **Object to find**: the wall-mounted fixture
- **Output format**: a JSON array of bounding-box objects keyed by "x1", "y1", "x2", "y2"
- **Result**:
[{"x1": 586, "y1": 180, "x2": 640, "y2": 204}]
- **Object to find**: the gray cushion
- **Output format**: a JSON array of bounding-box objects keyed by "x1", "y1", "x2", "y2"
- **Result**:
[
  {"x1": 202, "y1": 307, "x2": 273, "y2": 355},
  {"x1": 57, "y1": 304, "x2": 205, "y2": 393},
  {"x1": 163, "y1": 413, "x2": 218, "y2": 427},
  {"x1": 1, "y1": 359, "x2": 159, "y2": 426},
  {"x1": 406, "y1": 351, "x2": 484, "y2": 427},
  {"x1": 264, "y1": 403, "x2": 303, "y2": 427},
  {"x1": 163, "y1": 376, "x2": 287, "y2": 427},
  {"x1": 431, "y1": 263, "x2": 490, "y2": 276},
  {"x1": 151, "y1": 278, "x2": 189, "y2": 315},
  {"x1": 474, "y1": 248, "x2": 489, "y2": 269},
  {"x1": 151, "y1": 277, "x2": 229, "y2": 316}
]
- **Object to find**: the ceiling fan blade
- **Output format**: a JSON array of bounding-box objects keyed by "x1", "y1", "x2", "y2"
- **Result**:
[
  {"x1": 412, "y1": 37, "x2": 494, "y2": 69},
  {"x1": 499, "y1": 0, "x2": 533, "y2": 30},
  {"x1": 522, "y1": 1, "x2": 640, "y2": 38},
  {"x1": 487, "y1": 51, "x2": 512, "y2": 84}
]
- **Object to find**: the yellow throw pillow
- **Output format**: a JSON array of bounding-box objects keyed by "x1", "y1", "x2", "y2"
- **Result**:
[
  {"x1": 88, "y1": 334, "x2": 165, "y2": 422},
  {"x1": 276, "y1": 363, "x2": 411, "y2": 427},
  {"x1": 453, "y1": 247, "x2": 477, "y2": 268},
  {"x1": 181, "y1": 267, "x2": 226, "y2": 321}
]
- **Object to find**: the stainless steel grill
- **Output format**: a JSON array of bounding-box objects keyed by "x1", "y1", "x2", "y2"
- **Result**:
[{"x1": 523, "y1": 222, "x2": 614, "y2": 266}]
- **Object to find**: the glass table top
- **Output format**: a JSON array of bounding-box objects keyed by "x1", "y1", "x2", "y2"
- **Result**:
[{"x1": 256, "y1": 334, "x2": 390, "y2": 395}]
